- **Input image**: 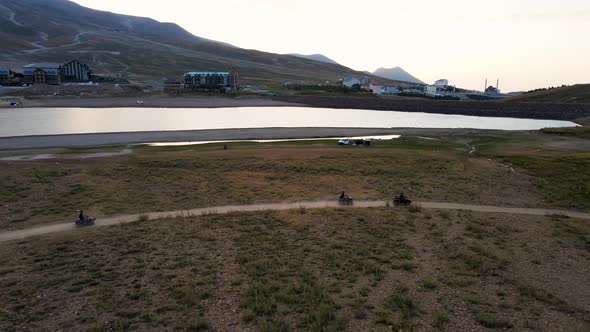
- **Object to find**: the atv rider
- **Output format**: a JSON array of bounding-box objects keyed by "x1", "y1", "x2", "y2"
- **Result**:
[
  {"x1": 399, "y1": 193, "x2": 406, "y2": 201},
  {"x1": 340, "y1": 192, "x2": 346, "y2": 200},
  {"x1": 79, "y1": 210, "x2": 85, "y2": 222}
]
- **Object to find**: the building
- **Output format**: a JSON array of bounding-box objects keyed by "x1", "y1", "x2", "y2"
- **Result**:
[
  {"x1": 360, "y1": 83, "x2": 371, "y2": 91},
  {"x1": 425, "y1": 85, "x2": 438, "y2": 97},
  {"x1": 228, "y1": 70, "x2": 239, "y2": 90},
  {"x1": 22, "y1": 63, "x2": 62, "y2": 85},
  {"x1": 0, "y1": 67, "x2": 12, "y2": 86},
  {"x1": 342, "y1": 76, "x2": 361, "y2": 88},
  {"x1": 425, "y1": 85, "x2": 450, "y2": 97},
  {"x1": 61, "y1": 60, "x2": 92, "y2": 82},
  {"x1": 342, "y1": 76, "x2": 372, "y2": 88},
  {"x1": 183, "y1": 70, "x2": 240, "y2": 90},
  {"x1": 369, "y1": 83, "x2": 399, "y2": 95},
  {"x1": 164, "y1": 79, "x2": 182, "y2": 93},
  {"x1": 369, "y1": 83, "x2": 384, "y2": 94},
  {"x1": 22, "y1": 60, "x2": 93, "y2": 85},
  {"x1": 485, "y1": 86, "x2": 500, "y2": 95},
  {"x1": 434, "y1": 79, "x2": 449, "y2": 88},
  {"x1": 383, "y1": 85, "x2": 399, "y2": 95}
]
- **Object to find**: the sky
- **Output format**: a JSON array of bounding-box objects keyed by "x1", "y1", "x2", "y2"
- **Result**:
[{"x1": 71, "y1": 0, "x2": 590, "y2": 91}]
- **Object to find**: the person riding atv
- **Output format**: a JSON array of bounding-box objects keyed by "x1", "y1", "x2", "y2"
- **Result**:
[
  {"x1": 338, "y1": 192, "x2": 354, "y2": 206},
  {"x1": 76, "y1": 210, "x2": 96, "y2": 226},
  {"x1": 393, "y1": 193, "x2": 412, "y2": 206}
]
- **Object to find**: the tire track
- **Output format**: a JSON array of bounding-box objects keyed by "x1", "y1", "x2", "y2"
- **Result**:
[{"x1": 1, "y1": 201, "x2": 588, "y2": 243}]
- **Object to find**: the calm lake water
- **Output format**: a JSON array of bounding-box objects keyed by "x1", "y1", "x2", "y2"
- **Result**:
[{"x1": 0, "y1": 107, "x2": 577, "y2": 137}]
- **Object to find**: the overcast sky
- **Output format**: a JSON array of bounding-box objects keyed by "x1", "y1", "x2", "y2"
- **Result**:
[{"x1": 71, "y1": 0, "x2": 590, "y2": 91}]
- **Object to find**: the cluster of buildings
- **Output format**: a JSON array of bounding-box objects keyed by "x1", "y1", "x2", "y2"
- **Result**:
[
  {"x1": 2, "y1": 60, "x2": 241, "y2": 92},
  {"x1": 342, "y1": 75, "x2": 456, "y2": 97},
  {"x1": 0, "y1": 60, "x2": 94, "y2": 86},
  {"x1": 341, "y1": 76, "x2": 402, "y2": 95}
]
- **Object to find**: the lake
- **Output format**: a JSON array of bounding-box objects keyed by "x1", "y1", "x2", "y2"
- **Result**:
[{"x1": 0, "y1": 107, "x2": 577, "y2": 137}]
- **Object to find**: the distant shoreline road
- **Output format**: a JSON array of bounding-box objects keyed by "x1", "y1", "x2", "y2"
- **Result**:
[
  {"x1": 1, "y1": 95, "x2": 589, "y2": 123},
  {"x1": 0, "y1": 96, "x2": 303, "y2": 109},
  {"x1": 0, "y1": 127, "x2": 489, "y2": 150}
]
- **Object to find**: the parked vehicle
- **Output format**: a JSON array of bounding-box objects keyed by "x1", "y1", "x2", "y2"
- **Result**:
[
  {"x1": 338, "y1": 138, "x2": 351, "y2": 145},
  {"x1": 136, "y1": 100, "x2": 144, "y2": 105},
  {"x1": 338, "y1": 138, "x2": 371, "y2": 146}
]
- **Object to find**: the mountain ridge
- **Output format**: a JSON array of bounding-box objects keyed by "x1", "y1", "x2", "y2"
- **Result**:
[
  {"x1": 288, "y1": 54, "x2": 339, "y2": 65},
  {"x1": 373, "y1": 66, "x2": 425, "y2": 85},
  {"x1": 0, "y1": 0, "x2": 383, "y2": 85}
]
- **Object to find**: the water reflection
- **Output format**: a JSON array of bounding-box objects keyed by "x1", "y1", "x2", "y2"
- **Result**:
[
  {"x1": 145, "y1": 134, "x2": 402, "y2": 147},
  {"x1": 0, "y1": 107, "x2": 577, "y2": 137}
]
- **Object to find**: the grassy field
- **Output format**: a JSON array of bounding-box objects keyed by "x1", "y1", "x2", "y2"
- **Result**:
[
  {"x1": 0, "y1": 129, "x2": 589, "y2": 330},
  {"x1": 1, "y1": 131, "x2": 590, "y2": 231},
  {"x1": 0, "y1": 208, "x2": 588, "y2": 331},
  {"x1": 0, "y1": 135, "x2": 559, "y2": 231},
  {"x1": 541, "y1": 126, "x2": 590, "y2": 140},
  {"x1": 506, "y1": 84, "x2": 590, "y2": 104}
]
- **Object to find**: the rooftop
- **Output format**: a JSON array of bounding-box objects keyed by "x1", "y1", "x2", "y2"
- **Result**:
[
  {"x1": 185, "y1": 72, "x2": 230, "y2": 76},
  {"x1": 23, "y1": 63, "x2": 62, "y2": 69}
]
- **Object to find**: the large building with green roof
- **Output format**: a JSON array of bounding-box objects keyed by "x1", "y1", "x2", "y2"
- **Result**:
[{"x1": 183, "y1": 71, "x2": 239, "y2": 90}]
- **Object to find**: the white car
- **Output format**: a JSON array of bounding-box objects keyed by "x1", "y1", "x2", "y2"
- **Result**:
[
  {"x1": 338, "y1": 138, "x2": 351, "y2": 145},
  {"x1": 136, "y1": 100, "x2": 144, "y2": 105}
]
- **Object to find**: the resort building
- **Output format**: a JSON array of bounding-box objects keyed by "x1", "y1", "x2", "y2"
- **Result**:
[
  {"x1": 22, "y1": 60, "x2": 93, "y2": 85},
  {"x1": 22, "y1": 63, "x2": 62, "y2": 85},
  {"x1": 61, "y1": 60, "x2": 93, "y2": 82},
  {"x1": 183, "y1": 70, "x2": 240, "y2": 90}
]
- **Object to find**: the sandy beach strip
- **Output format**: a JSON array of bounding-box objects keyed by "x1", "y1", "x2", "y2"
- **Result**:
[{"x1": 0, "y1": 127, "x2": 472, "y2": 150}]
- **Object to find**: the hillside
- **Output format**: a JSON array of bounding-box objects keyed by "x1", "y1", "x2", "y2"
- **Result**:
[
  {"x1": 0, "y1": 0, "x2": 378, "y2": 85},
  {"x1": 288, "y1": 54, "x2": 340, "y2": 65},
  {"x1": 505, "y1": 84, "x2": 590, "y2": 104},
  {"x1": 373, "y1": 67, "x2": 425, "y2": 85}
]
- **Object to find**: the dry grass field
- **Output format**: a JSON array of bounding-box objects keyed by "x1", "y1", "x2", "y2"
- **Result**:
[
  {"x1": 0, "y1": 129, "x2": 589, "y2": 331},
  {"x1": 0, "y1": 208, "x2": 588, "y2": 331},
  {"x1": 4, "y1": 132, "x2": 586, "y2": 231}
]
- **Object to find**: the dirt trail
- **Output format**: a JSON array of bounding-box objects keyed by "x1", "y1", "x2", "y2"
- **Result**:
[{"x1": 1, "y1": 201, "x2": 588, "y2": 243}]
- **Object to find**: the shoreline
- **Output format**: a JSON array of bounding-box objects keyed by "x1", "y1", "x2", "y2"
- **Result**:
[
  {"x1": 0, "y1": 96, "x2": 303, "y2": 109},
  {"x1": 272, "y1": 95, "x2": 590, "y2": 122},
  {"x1": 0, "y1": 127, "x2": 504, "y2": 150}
]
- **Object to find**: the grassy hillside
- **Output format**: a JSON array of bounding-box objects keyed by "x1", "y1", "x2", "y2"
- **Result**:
[
  {"x1": 506, "y1": 84, "x2": 590, "y2": 104},
  {"x1": 0, "y1": 0, "x2": 385, "y2": 85}
]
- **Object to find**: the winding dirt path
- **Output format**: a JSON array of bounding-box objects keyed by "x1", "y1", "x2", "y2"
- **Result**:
[{"x1": 1, "y1": 201, "x2": 588, "y2": 243}]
